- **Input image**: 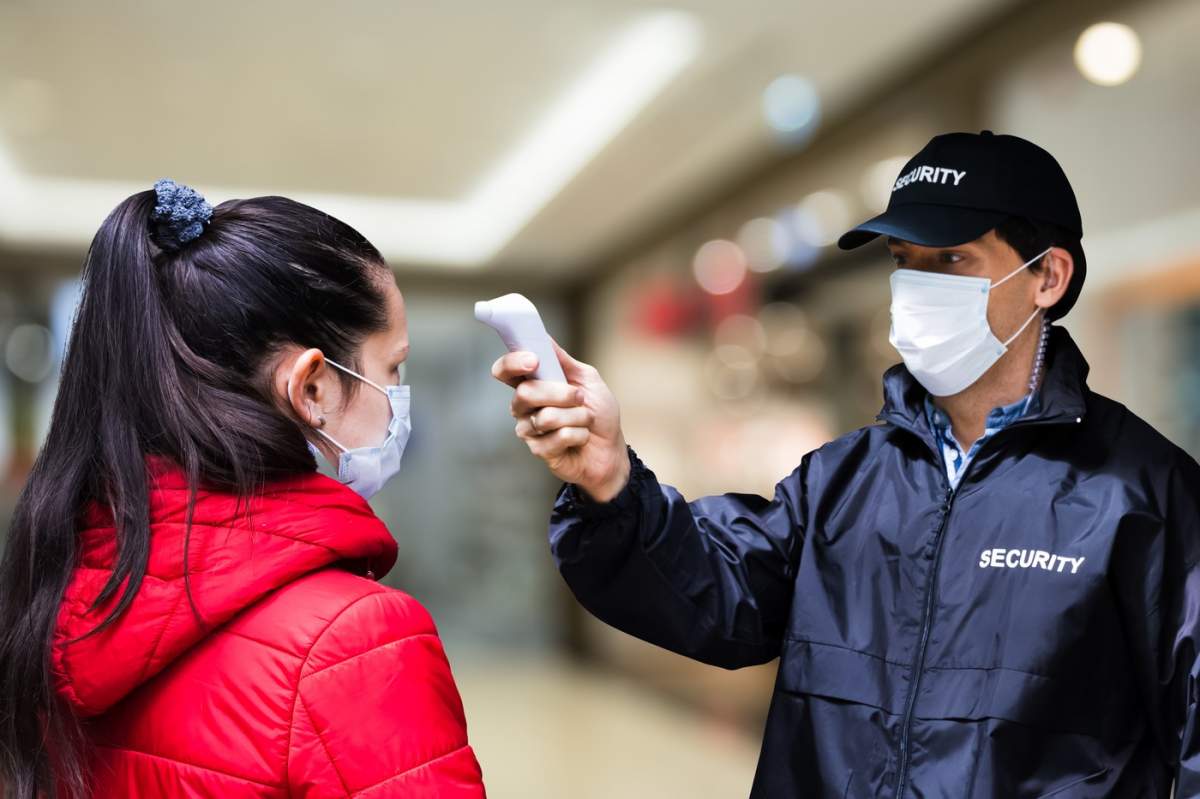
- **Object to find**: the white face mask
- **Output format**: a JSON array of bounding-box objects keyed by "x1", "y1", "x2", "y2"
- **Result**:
[
  {"x1": 306, "y1": 359, "x2": 412, "y2": 500},
  {"x1": 889, "y1": 247, "x2": 1051, "y2": 397}
]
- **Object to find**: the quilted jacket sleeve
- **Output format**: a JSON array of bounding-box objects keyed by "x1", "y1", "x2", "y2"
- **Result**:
[{"x1": 287, "y1": 588, "x2": 485, "y2": 798}]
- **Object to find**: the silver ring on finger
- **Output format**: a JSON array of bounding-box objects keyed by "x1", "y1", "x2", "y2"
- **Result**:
[{"x1": 529, "y1": 411, "x2": 543, "y2": 436}]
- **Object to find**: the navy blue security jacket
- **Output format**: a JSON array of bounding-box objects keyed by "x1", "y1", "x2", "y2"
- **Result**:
[{"x1": 548, "y1": 327, "x2": 1200, "y2": 798}]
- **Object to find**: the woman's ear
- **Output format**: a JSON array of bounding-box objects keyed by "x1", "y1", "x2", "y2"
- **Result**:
[
  {"x1": 1035, "y1": 247, "x2": 1075, "y2": 311},
  {"x1": 279, "y1": 348, "x2": 330, "y2": 429}
]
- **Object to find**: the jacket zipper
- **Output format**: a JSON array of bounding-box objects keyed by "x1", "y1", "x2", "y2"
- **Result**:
[
  {"x1": 893, "y1": 479, "x2": 955, "y2": 799},
  {"x1": 886, "y1": 413, "x2": 1082, "y2": 797}
]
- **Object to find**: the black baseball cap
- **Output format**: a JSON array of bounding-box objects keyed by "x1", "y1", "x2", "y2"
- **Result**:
[{"x1": 838, "y1": 131, "x2": 1086, "y2": 316}]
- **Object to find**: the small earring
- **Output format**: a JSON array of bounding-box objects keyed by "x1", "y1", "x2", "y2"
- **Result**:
[{"x1": 317, "y1": 415, "x2": 326, "y2": 428}]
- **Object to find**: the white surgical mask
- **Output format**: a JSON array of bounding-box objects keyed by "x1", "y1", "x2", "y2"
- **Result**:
[
  {"x1": 308, "y1": 359, "x2": 412, "y2": 500},
  {"x1": 889, "y1": 247, "x2": 1051, "y2": 397}
]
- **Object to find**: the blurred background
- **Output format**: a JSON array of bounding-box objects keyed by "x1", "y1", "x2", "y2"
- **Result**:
[{"x1": 2, "y1": 0, "x2": 1198, "y2": 795}]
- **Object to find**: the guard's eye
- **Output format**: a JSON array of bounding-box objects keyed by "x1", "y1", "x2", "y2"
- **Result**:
[
  {"x1": 938, "y1": 251, "x2": 964, "y2": 264},
  {"x1": 890, "y1": 252, "x2": 906, "y2": 267}
]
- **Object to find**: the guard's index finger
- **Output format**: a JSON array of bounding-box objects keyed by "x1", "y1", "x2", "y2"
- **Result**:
[{"x1": 490, "y1": 350, "x2": 538, "y2": 388}]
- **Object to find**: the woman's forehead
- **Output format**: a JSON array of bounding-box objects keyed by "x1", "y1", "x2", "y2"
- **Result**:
[{"x1": 381, "y1": 279, "x2": 409, "y2": 355}]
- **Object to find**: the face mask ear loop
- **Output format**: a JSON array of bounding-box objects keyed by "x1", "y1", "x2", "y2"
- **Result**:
[
  {"x1": 314, "y1": 427, "x2": 349, "y2": 453},
  {"x1": 993, "y1": 246, "x2": 1054, "y2": 289},
  {"x1": 325, "y1": 357, "x2": 389, "y2": 396},
  {"x1": 1003, "y1": 307, "x2": 1044, "y2": 348}
]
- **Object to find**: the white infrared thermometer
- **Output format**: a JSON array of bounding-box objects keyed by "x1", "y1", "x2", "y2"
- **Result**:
[{"x1": 474, "y1": 293, "x2": 567, "y2": 383}]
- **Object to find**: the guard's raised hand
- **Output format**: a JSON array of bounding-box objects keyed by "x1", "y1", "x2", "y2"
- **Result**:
[{"x1": 490, "y1": 337, "x2": 630, "y2": 501}]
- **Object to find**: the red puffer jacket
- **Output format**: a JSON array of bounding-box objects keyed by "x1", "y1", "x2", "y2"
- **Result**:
[{"x1": 50, "y1": 455, "x2": 485, "y2": 797}]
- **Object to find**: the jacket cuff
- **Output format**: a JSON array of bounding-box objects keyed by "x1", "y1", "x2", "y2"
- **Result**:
[{"x1": 556, "y1": 445, "x2": 648, "y2": 519}]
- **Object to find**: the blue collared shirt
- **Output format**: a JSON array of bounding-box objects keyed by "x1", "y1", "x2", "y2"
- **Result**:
[{"x1": 924, "y1": 391, "x2": 1040, "y2": 490}]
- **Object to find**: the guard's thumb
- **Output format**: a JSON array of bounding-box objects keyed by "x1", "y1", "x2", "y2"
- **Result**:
[{"x1": 549, "y1": 336, "x2": 589, "y2": 379}]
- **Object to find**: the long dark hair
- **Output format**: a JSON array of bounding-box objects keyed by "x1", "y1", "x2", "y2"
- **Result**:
[{"x1": 0, "y1": 187, "x2": 393, "y2": 798}]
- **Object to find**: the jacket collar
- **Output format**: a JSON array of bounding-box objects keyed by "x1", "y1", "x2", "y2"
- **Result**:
[
  {"x1": 878, "y1": 325, "x2": 1091, "y2": 442},
  {"x1": 52, "y1": 456, "x2": 397, "y2": 717}
]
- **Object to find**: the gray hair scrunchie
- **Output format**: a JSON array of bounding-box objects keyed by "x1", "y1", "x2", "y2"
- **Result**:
[{"x1": 150, "y1": 178, "x2": 213, "y2": 252}]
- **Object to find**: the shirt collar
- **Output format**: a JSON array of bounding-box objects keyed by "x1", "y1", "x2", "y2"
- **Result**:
[{"x1": 923, "y1": 389, "x2": 1040, "y2": 451}]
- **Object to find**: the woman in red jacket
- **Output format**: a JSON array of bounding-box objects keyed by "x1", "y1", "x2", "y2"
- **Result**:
[{"x1": 0, "y1": 180, "x2": 486, "y2": 798}]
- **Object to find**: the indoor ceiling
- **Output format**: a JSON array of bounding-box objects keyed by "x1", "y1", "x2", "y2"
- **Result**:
[{"x1": 0, "y1": 0, "x2": 1014, "y2": 276}]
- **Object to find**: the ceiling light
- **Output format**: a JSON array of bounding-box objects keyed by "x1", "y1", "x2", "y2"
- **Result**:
[
  {"x1": 0, "y1": 11, "x2": 703, "y2": 267},
  {"x1": 737, "y1": 216, "x2": 788, "y2": 273},
  {"x1": 796, "y1": 190, "x2": 853, "y2": 248},
  {"x1": 693, "y1": 239, "x2": 748, "y2": 295},
  {"x1": 762, "y1": 75, "x2": 820, "y2": 141},
  {"x1": 1074, "y1": 22, "x2": 1142, "y2": 87}
]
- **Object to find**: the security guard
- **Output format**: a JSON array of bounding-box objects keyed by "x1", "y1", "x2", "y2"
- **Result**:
[{"x1": 492, "y1": 131, "x2": 1200, "y2": 797}]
